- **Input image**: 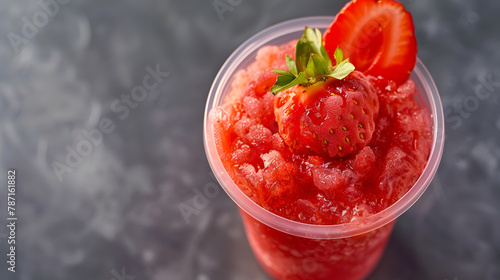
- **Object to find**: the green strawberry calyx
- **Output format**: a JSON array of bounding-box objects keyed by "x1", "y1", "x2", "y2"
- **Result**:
[{"x1": 270, "y1": 27, "x2": 355, "y2": 95}]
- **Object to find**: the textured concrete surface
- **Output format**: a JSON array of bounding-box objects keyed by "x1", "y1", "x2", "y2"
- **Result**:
[{"x1": 0, "y1": 0, "x2": 499, "y2": 279}]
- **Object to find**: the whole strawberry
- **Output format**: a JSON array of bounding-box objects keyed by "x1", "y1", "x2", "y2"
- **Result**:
[{"x1": 271, "y1": 27, "x2": 378, "y2": 158}]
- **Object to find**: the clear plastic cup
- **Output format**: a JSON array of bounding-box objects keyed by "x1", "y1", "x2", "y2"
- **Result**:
[{"x1": 204, "y1": 16, "x2": 444, "y2": 280}]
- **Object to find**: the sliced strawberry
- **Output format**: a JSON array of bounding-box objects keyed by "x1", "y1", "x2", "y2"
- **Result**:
[{"x1": 324, "y1": 0, "x2": 417, "y2": 85}]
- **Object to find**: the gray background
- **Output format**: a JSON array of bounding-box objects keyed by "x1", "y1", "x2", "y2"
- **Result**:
[{"x1": 0, "y1": 0, "x2": 499, "y2": 279}]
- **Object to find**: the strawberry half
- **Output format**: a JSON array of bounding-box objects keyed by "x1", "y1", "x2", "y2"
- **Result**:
[
  {"x1": 324, "y1": 0, "x2": 417, "y2": 85},
  {"x1": 274, "y1": 71, "x2": 378, "y2": 158}
]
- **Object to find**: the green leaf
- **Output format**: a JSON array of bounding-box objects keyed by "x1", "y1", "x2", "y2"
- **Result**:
[
  {"x1": 328, "y1": 59, "x2": 355, "y2": 80},
  {"x1": 334, "y1": 47, "x2": 343, "y2": 65},
  {"x1": 295, "y1": 38, "x2": 310, "y2": 73},
  {"x1": 320, "y1": 44, "x2": 332, "y2": 69},
  {"x1": 270, "y1": 72, "x2": 307, "y2": 95},
  {"x1": 315, "y1": 28, "x2": 322, "y2": 47},
  {"x1": 295, "y1": 27, "x2": 324, "y2": 73},
  {"x1": 306, "y1": 54, "x2": 328, "y2": 78},
  {"x1": 312, "y1": 54, "x2": 328, "y2": 75},
  {"x1": 269, "y1": 27, "x2": 355, "y2": 94},
  {"x1": 285, "y1": 55, "x2": 298, "y2": 77},
  {"x1": 303, "y1": 27, "x2": 321, "y2": 52},
  {"x1": 271, "y1": 75, "x2": 294, "y2": 88},
  {"x1": 306, "y1": 55, "x2": 318, "y2": 78},
  {"x1": 272, "y1": 69, "x2": 295, "y2": 78}
]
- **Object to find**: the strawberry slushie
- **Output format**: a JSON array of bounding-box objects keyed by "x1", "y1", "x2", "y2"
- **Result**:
[{"x1": 204, "y1": 3, "x2": 444, "y2": 279}]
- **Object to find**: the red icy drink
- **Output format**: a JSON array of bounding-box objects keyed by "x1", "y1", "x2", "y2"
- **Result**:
[{"x1": 204, "y1": 1, "x2": 444, "y2": 279}]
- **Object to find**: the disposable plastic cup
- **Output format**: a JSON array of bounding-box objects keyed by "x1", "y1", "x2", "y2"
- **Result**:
[{"x1": 204, "y1": 16, "x2": 444, "y2": 280}]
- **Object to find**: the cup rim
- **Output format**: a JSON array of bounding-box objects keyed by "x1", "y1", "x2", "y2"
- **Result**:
[{"x1": 204, "y1": 16, "x2": 445, "y2": 239}]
